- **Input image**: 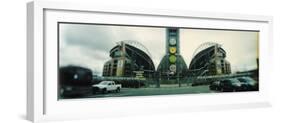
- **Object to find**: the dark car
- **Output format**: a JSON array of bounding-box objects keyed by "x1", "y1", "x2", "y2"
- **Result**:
[
  {"x1": 237, "y1": 77, "x2": 258, "y2": 91},
  {"x1": 59, "y1": 66, "x2": 93, "y2": 98},
  {"x1": 209, "y1": 81, "x2": 220, "y2": 91},
  {"x1": 218, "y1": 79, "x2": 242, "y2": 92}
]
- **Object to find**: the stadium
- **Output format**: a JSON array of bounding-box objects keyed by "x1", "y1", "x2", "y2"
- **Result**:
[
  {"x1": 102, "y1": 40, "x2": 155, "y2": 78},
  {"x1": 188, "y1": 42, "x2": 231, "y2": 77},
  {"x1": 102, "y1": 30, "x2": 232, "y2": 87}
]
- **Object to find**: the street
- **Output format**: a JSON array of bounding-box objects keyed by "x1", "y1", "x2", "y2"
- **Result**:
[{"x1": 82, "y1": 85, "x2": 216, "y2": 98}]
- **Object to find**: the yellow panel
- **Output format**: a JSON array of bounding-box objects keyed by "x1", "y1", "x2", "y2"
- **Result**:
[{"x1": 169, "y1": 47, "x2": 177, "y2": 54}]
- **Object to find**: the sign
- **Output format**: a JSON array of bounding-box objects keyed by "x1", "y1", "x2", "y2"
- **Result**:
[
  {"x1": 169, "y1": 64, "x2": 177, "y2": 72},
  {"x1": 169, "y1": 55, "x2": 177, "y2": 63},
  {"x1": 169, "y1": 47, "x2": 177, "y2": 54}
]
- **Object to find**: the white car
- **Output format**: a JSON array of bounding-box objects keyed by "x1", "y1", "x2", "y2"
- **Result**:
[{"x1": 92, "y1": 81, "x2": 121, "y2": 94}]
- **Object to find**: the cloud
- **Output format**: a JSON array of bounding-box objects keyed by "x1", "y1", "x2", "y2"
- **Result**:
[
  {"x1": 60, "y1": 24, "x2": 259, "y2": 75},
  {"x1": 61, "y1": 24, "x2": 116, "y2": 52},
  {"x1": 181, "y1": 29, "x2": 258, "y2": 72},
  {"x1": 59, "y1": 24, "x2": 165, "y2": 75}
]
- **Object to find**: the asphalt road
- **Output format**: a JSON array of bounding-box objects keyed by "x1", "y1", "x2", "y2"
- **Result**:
[{"x1": 83, "y1": 85, "x2": 217, "y2": 98}]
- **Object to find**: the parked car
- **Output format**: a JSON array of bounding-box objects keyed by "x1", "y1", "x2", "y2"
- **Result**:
[
  {"x1": 209, "y1": 81, "x2": 220, "y2": 91},
  {"x1": 218, "y1": 79, "x2": 243, "y2": 92},
  {"x1": 237, "y1": 77, "x2": 258, "y2": 91},
  {"x1": 92, "y1": 81, "x2": 122, "y2": 94},
  {"x1": 59, "y1": 66, "x2": 93, "y2": 97}
]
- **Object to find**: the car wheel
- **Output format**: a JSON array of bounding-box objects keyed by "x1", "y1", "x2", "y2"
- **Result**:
[
  {"x1": 60, "y1": 88, "x2": 64, "y2": 96},
  {"x1": 116, "y1": 88, "x2": 120, "y2": 93},
  {"x1": 102, "y1": 88, "x2": 107, "y2": 94},
  {"x1": 220, "y1": 88, "x2": 224, "y2": 92}
]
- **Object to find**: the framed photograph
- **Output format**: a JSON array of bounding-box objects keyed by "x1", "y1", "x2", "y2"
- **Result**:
[{"x1": 27, "y1": 1, "x2": 273, "y2": 122}]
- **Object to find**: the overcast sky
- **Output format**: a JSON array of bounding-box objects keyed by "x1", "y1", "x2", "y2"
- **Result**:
[{"x1": 59, "y1": 23, "x2": 259, "y2": 75}]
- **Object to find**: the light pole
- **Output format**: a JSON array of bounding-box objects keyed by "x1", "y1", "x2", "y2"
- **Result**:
[{"x1": 177, "y1": 71, "x2": 181, "y2": 87}]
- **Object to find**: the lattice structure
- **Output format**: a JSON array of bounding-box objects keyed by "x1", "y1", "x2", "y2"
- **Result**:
[
  {"x1": 117, "y1": 40, "x2": 152, "y2": 58},
  {"x1": 189, "y1": 42, "x2": 231, "y2": 76},
  {"x1": 192, "y1": 42, "x2": 221, "y2": 59}
]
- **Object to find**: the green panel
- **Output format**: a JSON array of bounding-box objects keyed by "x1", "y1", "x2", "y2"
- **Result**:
[{"x1": 169, "y1": 55, "x2": 177, "y2": 63}]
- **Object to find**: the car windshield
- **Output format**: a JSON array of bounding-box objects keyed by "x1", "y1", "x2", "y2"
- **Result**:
[
  {"x1": 214, "y1": 81, "x2": 219, "y2": 84},
  {"x1": 99, "y1": 81, "x2": 109, "y2": 85},
  {"x1": 244, "y1": 77, "x2": 254, "y2": 81},
  {"x1": 237, "y1": 78, "x2": 247, "y2": 83},
  {"x1": 230, "y1": 79, "x2": 240, "y2": 84},
  {"x1": 238, "y1": 77, "x2": 255, "y2": 83}
]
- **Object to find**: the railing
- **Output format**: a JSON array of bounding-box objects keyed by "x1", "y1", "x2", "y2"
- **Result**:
[
  {"x1": 196, "y1": 72, "x2": 252, "y2": 80},
  {"x1": 93, "y1": 76, "x2": 146, "y2": 81}
]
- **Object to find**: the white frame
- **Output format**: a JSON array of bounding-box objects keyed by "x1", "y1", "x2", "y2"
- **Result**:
[{"x1": 27, "y1": 0, "x2": 273, "y2": 122}]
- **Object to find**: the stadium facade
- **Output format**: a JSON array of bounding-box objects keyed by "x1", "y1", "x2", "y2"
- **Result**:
[
  {"x1": 102, "y1": 29, "x2": 232, "y2": 81},
  {"x1": 102, "y1": 41, "x2": 155, "y2": 78},
  {"x1": 189, "y1": 42, "x2": 231, "y2": 76}
]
